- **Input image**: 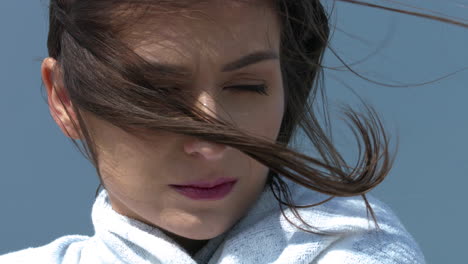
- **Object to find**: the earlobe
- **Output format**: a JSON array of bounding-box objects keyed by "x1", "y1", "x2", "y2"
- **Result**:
[{"x1": 41, "y1": 57, "x2": 82, "y2": 140}]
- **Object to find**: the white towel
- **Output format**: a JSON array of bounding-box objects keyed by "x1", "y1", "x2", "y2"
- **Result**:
[{"x1": 0, "y1": 179, "x2": 426, "y2": 263}]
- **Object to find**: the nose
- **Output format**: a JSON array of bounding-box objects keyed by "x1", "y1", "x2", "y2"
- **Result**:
[
  {"x1": 183, "y1": 138, "x2": 228, "y2": 160},
  {"x1": 197, "y1": 91, "x2": 217, "y2": 117},
  {"x1": 183, "y1": 91, "x2": 228, "y2": 159}
]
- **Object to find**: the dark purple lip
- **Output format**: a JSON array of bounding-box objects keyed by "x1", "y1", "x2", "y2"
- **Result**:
[
  {"x1": 169, "y1": 178, "x2": 238, "y2": 200},
  {"x1": 170, "y1": 177, "x2": 237, "y2": 188}
]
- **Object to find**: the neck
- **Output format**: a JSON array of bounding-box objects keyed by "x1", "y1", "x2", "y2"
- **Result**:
[{"x1": 162, "y1": 230, "x2": 209, "y2": 256}]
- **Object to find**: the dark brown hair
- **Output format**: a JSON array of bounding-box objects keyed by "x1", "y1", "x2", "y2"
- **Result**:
[{"x1": 46, "y1": 0, "x2": 394, "y2": 235}]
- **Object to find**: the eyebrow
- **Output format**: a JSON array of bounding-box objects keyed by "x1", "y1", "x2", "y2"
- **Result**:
[
  {"x1": 221, "y1": 50, "x2": 279, "y2": 72},
  {"x1": 146, "y1": 50, "x2": 279, "y2": 77}
]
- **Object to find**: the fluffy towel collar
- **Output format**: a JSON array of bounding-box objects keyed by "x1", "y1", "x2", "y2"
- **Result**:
[
  {"x1": 90, "y1": 180, "x2": 388, "y2": 263},
  {"x1": 0, "y1": 179, "x2": 426, "y2": 263},
  {"x1": 92, "y1": 183, "x2": 287, "y2": 263}
]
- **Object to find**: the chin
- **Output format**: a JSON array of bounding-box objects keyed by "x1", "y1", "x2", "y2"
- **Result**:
[
  {"x1": 155, "y1": 204, "x2": 243, "y2": 241},
  {"x1": 162, "y1": 215, "x2": 234, "y2": 240},
  {"x1": 176, "y1": 223, "x2": 231, "y2": 240}
]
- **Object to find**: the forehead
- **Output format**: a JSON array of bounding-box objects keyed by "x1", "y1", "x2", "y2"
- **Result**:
[{"x1": 122, "y1": 0, "x2": 280, "y2": 67}]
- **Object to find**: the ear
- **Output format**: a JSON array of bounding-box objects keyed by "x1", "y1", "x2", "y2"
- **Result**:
[{"x1": 41, "y1": 57, "x2": 82, "y2": 140}]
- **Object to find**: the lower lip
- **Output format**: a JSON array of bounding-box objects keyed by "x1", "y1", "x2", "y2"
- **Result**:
[{"x1": 170, "y1": 181, "x2": 237, "y2": 200}]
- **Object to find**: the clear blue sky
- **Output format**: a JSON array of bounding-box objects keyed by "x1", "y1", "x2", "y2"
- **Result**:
[{"x1": 0, "y1": 1, "x2": 466, "y2": 263}]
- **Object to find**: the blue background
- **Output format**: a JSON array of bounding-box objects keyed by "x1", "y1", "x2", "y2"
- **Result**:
[{"x1": 0, "y1": 1, "x2": 466, "y2": 263}]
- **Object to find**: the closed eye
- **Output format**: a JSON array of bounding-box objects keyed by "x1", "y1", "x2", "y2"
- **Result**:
[{"x1": 224, "y1": 84, "x2": 269, "y2": 95}]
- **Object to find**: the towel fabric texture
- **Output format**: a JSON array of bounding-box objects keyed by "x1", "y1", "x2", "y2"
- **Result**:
[{"x1": 0, "y1": 179, "x2": 426, "y2": 263}]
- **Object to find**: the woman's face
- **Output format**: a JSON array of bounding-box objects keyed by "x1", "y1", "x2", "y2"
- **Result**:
[{"x1": 54, "y1": 1, "x2": 284, "y2": 244}]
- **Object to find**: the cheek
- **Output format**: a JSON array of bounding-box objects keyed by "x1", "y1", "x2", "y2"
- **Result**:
[
  {"x1": 89, "y1": 122, "x2": 177, "y2": 198},
  {"x1": 235, "y1": 92, "x2": 285, "y2": 140},
  {"x1": 260, "y1": 98, "x2": 284, "y2": 139}
]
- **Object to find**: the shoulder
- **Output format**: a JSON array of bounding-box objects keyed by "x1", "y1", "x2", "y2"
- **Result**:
[
  {"x1": 0, "y1": 235, "x2": 90, "y2": 264},
  {"x1": 286, "y1": 189, "x2": 426, "y2": 263},
  {"x1": 217, "y1": 183, "x2": 425, "y2": 263},
  {"x1": 313, "y1": 227, "x2": 425, "y2": 264}
]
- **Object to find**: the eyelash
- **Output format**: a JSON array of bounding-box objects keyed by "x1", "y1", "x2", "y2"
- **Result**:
[{"x1": 224, "y1": 84, "x2": 269, "y2": 95}]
